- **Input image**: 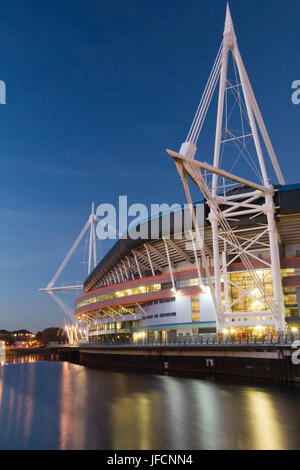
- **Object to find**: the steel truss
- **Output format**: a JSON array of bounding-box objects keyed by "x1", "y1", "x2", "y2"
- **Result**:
[
  {"x1": 39, "y1": 202, "x2": 98, "y2": 328},
  {"x1": 167, "y1": 4, "x2": 286, "y2": 333}
]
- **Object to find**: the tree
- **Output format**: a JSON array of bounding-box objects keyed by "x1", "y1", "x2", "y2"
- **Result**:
[
  {"x1": 0, "y1": 334, "x2": 16, "y2": 346},
  {"x1": 35, "y1": 327, "x2": 67, "y2": 346}
]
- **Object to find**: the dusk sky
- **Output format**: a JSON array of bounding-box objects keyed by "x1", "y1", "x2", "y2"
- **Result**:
[{"x1": 0, "y1": 0, "x2": 299, "y2": 331}]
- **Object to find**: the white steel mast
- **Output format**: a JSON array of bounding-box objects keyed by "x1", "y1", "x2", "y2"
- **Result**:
[
  {"x1": 167, "y1": 4, "x2": 286, "y2": 334},
  {"x1": 39, "y1": 202, "x2": 98, "y2": 323}
]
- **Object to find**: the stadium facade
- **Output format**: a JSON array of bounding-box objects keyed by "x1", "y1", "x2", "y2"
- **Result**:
[{"x1": 75, "y1": 185, "x2": 300, "y2": 343}]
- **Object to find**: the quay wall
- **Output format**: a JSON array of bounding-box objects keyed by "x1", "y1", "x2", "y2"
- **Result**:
[
  {"x1": 78, "y1": 345, "x2": 300, "y2": 383},
  {"x1": 11, "y1": 345, "x2": 300, "y2": 383}
]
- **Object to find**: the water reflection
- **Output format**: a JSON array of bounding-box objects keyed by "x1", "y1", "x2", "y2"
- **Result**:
[
  {"x1": 246, "y1": 389, "x2": 285, "y2": 450},
  {"x1": 23, "y1": 363, "x2": 35, "y2": 445},
  {"x1": 110, "y1": 392, "x2": 154, "y2": 449},
  {"x1": 0, "y1": 350, "x2": 5, "y2": 367},
  {"x1": 0, "y1": 359, "x2": 299, "y2": 449},
  {"x1": 0, "y1": 367, "x2": 3, "y2": 410},
  {"x1": 59, "y1": 362, "x2": 88, "y2": 450},
  {"x1": 3, "y1": 353, "x2": 45, "y2": 365}
]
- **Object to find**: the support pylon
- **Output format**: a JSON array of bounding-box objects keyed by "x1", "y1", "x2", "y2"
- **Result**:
[
  {"x1": 39, "y1": 203, "x2": 98, "y2": 325},
  {"x1": 167, "y1": 4, "x2": 286, "y2": 334}
]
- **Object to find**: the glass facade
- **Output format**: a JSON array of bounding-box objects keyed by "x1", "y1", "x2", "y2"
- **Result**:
[
  {"x1": 282, "y1": 268, "x2": 300, "y2": 278},
  {"x1": 77, "y1": 283, "x2": 161, "y2": 309},
  {"x1": 89, "y1": 319, "x2": 140, "y2": 343},
  {"x1": 284, "y1": 287, "x2": 298, "y2": 317},
  {"x1": 177, "y1": 278, "x2": 199, "y2": 288},
  {"x1": 191, "y1": 295, "x2": 200, "y2": 322},
  {"x1": 228, "y1": 270, "x2": 273, "y2": 313},
  {"x1": 226, "y1": 268, "x2": 300, "y2": 318},
  {"x1": 83, "y1": 262, "x2": 300, "y2": 345}
]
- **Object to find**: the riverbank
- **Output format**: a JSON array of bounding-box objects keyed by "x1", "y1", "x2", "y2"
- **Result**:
[
  {"x1": 12, "y1": 342, "x2": 297, "y2": 384},
  {"x1": 5, "y1": 348, "x2": 46, "y2": 356}
]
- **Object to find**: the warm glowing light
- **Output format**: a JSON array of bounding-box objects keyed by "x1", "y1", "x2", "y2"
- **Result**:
[
  {"x1": 230, "y1": 328, "x2": 235, "y2": 334},
  {"x1": 255, "y1": 325, "x2": 265, "y2": 331},
  {"x1": 223, "y1": 329, "x2": 229, "y2": 335},
  {"x1": 291, "y1": 327, "x2": 298, "y2": 333},
  {"x1": 134, "y1": 331, "x2": 146, "y2": 341}
]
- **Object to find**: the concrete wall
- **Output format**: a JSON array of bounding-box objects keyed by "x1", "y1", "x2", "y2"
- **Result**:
[
  {"x1": 199, "y1": 290, "x2": 216, "y2": 322},
  {"x1": 175, "y1": 295, "x2": 192, "y2": 324},
  {"x1": 141, "y1": 300, "x2": 177, "y2": 327}
]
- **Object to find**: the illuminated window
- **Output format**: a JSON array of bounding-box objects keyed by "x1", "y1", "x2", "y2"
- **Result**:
[
  {"x1": 177, "y1": 278, "x2": 199, "y2": 288},
  {"x1": 76, "y1": 283, "x2": 161, "y2": 308},
  {"x1": 191, "y1": 295, "x2": 200, "y2": 322},
  {"x1": 281, "y1": 268, "x2": 295, "y2": 278},
  {"x1": 228, "y1": 270, "x2": 274, "y2": 313},
  {"x1": 283, "y1": 287, "x2": 298, "y2": 317}
]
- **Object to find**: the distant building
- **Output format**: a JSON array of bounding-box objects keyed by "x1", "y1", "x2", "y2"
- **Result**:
[{"x1": 0, "y1": 330, "x2": 37, "y2": 348}]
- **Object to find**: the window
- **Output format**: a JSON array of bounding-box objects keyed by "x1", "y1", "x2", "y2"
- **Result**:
[
  {"x1": 76, "y1": 283, "x2": 161, "y2": 308},
  {"x1": 159, "y1": 312, "x2": 176, "y2": 318},
  {"x1": 177, "y1": 278, "x2": 199, "y2": 288},
  {"x1": 162, "y1": 282, "x2": 173, "y2": 289},
  {"x1": 191, "y1": 295, "x2": 200, "y2": 322},
  {"x1": 228, "y1": 270, "x2": 273, "y2": 313},
  {"x1": 284, "y1": 287, "x2": 298, "y2": 317}
]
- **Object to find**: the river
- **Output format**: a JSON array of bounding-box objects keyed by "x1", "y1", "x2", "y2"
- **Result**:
[{"x1": 0, "y1": 355, "x2": 299, "y2": 450}]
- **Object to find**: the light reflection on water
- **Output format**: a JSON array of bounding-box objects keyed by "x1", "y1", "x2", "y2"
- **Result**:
[{"x1": 0, "y1": 356, "x2": 300, "y2": 450}]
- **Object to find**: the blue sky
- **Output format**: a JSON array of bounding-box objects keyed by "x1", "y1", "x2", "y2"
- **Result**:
[{"x1": 0, "y1": 0, "x2": 299, "y2": 331}]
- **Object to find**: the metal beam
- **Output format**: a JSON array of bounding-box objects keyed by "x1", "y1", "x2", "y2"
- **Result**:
[
  {"x1": 144, "y1": 243, "x2": 155, "y2": 276},
  {"x1": 118, "y1": 264, "x2": 125, "y2": 283},
  {"x1": 39, "y1": 285, "x2": 83, "y2": 292},
  {"x1": 164, "y1": 237, "x2": 192, "y2": 264},
  {"x1": 146, "y1": 243, "x2": 174, "y2": 269},
  {"x1": 136, "y1": 302, "x2": 146, "y2": 315},
  {"x1": 163, "y1": 237, "x2": 176, "y2": 293},
  {"x1": 126, "y1": 256, "x2": 135, "y2": 280},
  {"x1": 189, "y1": 230, "x2": 203, "y2": 288},
  {"x1": 135, "y1": 248, "x2": 163, "y2": 273},
  {"x1": 119, "y1": 305, "x2": 136, "y2": 317},
  {"x1": 132, "y1": 250, "x2": 142, "y2": 278},
  {"x1": 166, "y1": 149, "x2": 266, "y2": 193},
  {"x1": 121, "y1": 260, "x2": 129, "y2": 279}
]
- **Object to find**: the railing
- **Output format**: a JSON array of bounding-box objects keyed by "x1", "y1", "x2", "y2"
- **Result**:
[{"x1": 87, "y1": 333, "x2": 300, "y2": 347}]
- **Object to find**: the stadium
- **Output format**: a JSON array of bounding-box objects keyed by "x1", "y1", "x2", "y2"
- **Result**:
[
  {"x1": 73, "y1": 5, "x2": 300, "y2": 344},
  {"x1": 74, "y1": 184, "x2": 300, "y2": 343}
]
